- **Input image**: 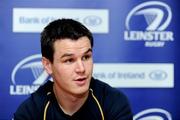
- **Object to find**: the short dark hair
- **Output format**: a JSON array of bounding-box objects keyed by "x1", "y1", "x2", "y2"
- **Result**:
[{"x1": 41, "y1": 18, "x2": 93, "y2": 62}]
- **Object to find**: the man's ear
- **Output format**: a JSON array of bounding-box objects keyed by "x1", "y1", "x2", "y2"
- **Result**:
[{"x1": 42, "y1": 57, "x2": 53, "y2": 74}]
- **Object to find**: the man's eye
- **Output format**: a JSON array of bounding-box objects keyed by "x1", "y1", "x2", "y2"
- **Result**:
[
  {"x1": 82, "y1": 55, "x2": 91, "y2": 61},
  {"x1": 64, "y1": 59, "x2": 74, "y2": 63}
]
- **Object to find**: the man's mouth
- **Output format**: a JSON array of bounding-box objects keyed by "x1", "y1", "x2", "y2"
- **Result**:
[{"x1": 74, "y1": 77, "x2": 87, "y2": 86}]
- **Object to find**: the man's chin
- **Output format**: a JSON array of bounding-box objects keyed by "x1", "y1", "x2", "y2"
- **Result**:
[{"x1": 73, "y1": 87, "x2": 89, "y2": 98}]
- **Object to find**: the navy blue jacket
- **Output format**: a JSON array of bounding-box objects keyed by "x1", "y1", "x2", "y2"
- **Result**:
[{"x1": 14, "y1": 78, "x2": 133, "y2": 120}]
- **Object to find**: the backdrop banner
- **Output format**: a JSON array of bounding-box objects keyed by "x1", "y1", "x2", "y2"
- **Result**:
[{"x1": 0, "y1": 0, "x2": 179, "y2": 119}]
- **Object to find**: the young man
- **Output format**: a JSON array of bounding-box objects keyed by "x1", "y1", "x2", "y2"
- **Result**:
[{"x1": 14, "y1": 19, "x2": 133, "y2": 120}]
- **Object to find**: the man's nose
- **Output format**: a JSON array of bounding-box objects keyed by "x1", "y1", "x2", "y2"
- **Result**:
[{"x1": 75, "y1": 60, "x2": 85, "y2": 73}]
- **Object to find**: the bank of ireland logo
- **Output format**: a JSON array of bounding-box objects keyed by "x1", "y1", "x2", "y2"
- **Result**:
[
  {"x1": 83, "y1": 15, "x2": 102, "y2": 26},
  {"x1": 10, "y1": 54, "x2": 49, "y2": 95},
  {"x1": 133, "y1": 108, "x2": 172, "y2": 120},
  {"x1": 149, "y1": 70, "x2": 167, "y2": 81},
  {"x1": 124, "y1": 1, "x2": 174, "y2": 47}
]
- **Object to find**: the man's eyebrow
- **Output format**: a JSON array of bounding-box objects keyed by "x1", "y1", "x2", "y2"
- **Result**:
[
  {"x1": 60, "y1": 48, "x2": 92, "y2": 59},
  {"x1": 84, "y1": 48, "x2": 92, "y2": 54},
  {"x1": 60, "y1": 53, "x2": 73, "y2": 59}
]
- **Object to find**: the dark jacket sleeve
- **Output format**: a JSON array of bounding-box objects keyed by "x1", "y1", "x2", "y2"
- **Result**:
[
  {"x1": 13, "y1": 81, "x2": 52, "y2": 120},
  {"x1": 91, "y1": 78, "x2": 133, "y2": 120},
  {"x1": 13, "y1": 97, "x2": 37, "y2": 120},
  {"x1": 13, "y1": 93, "x2": 45, "y2": 120},
  {"x1": 104, "y1": 88, "x2": 133, "y2": 120}
]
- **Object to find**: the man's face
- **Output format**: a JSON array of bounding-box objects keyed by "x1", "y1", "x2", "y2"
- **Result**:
[{"x1": 43, "y1": 36, "x2": 93, "y2": 96}]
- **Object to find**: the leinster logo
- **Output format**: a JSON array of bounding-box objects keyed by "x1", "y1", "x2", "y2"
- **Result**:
[
  {"x1": 134, "y1": 108, "x2": 172, "y2": 120},
  {"x1": 10, "y1": 54, "x2": 49, "y2": 95},
  {"x1": 124, "y1": 1, "x2": 174, "y2": 47}
]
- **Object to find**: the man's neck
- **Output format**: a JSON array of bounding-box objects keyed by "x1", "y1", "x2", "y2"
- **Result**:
[{"x1": 53, "y1": 85, "x2": 89, "y2": 116}]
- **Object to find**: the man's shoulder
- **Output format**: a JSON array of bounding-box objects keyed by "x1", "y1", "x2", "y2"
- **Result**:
[
  {"x1": 29, "y1": 80, "x2": 53, "y2": 104},
  {"x1": 23, "y1": 80, "x2": 53, "y2": 105},
  {"x1": 14, "y1": 80, "x2": 53, "y2": 119},
  {"x1": 91, "y1": 78, "x2": 133, "y2": 119},
  {"x1": 91, "y1": 77, "x2": 130, "y2": 110}
]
